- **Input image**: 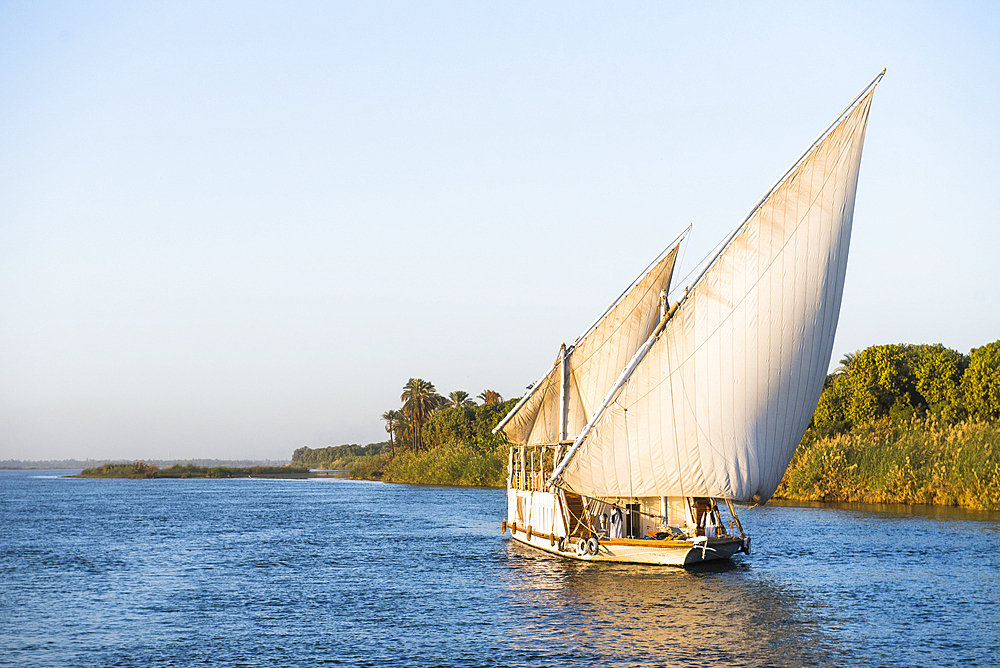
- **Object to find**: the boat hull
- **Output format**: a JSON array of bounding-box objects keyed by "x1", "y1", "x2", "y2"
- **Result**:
[{"x1": 507, "y1": 525, "x2": 744, "y2": 566}]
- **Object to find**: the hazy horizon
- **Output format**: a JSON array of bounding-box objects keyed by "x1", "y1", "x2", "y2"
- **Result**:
[{"x1": 3, "y1": 2, "x2": 998, "y2": 461}]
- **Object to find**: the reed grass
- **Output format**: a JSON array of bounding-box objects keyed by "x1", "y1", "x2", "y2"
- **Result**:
[
  {"x1": 374, "y1": 442, "x2": 507, "y2": 487},
  {"x1": 74, "y1": 462, "x2": 310, "y2": 478},
  {"x1": 74, "y1": 461, "x2": 159, "y2": 478},
  {"x1": 774, "y1": 417, "x2": 1000, "y2": 510}
]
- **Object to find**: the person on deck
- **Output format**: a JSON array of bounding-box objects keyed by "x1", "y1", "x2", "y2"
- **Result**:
[
  {"x1": 699, "y1": 504, "x2": 720, "y2": 539},
  {"x1": 609, "y1": 507, "x2": 624, "y2": 539}
]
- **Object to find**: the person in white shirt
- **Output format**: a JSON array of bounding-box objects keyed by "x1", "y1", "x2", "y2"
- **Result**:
[{"x1": 700, "y1": 505, "x2": 719, "y2": 539}]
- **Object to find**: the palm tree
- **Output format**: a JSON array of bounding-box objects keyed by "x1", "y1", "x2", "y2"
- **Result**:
[
  {"x1": 478, "y1": 389, "x2": 502, "y2": 404},
  {"x1": 401, "y1": 378, "x2": 440, "y2": 451},
  {"x1": 835, "y1": 351, "x2": 858, "y2": 375},
  {"x1": 395, "y1": 413, "x2": 412, "y2": 451},
  {"x1": 382, "y1": 409, "x2": 405, "y2": 457},
  {"x1": 448, "y1": 390, "x2": 474, "y2": 408},
  {"x1": 382, "y1": 410, "x2": 394, "y2": 454}
]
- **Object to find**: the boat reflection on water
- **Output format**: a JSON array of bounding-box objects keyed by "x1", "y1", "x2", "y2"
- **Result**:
[{"x1": 497, "y1": 539, "x2": 848, "y2": 667}]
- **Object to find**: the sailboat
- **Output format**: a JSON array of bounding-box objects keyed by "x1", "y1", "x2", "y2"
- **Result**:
[{"x1": 496, "y1": 72, "x2": 883, "y2": 565}]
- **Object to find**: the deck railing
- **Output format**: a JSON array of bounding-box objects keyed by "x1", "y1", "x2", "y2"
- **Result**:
[{"x1": 508, "y1": 444, "x2": 568, "y2": 491}]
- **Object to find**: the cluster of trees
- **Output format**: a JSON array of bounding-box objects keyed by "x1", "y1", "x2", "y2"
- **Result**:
[
  {"x1": 292, "y1": 442, "x2": 391, "y2": 467},
  {"x1": 813, "y1": 340, "x2": 1000, "y2": 435},
  {"x1": 382, "y1": 379, "x2": 508, "y2": 454}
]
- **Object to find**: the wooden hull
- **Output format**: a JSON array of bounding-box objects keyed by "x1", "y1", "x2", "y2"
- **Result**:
[
  {"x1": 504, "y1": 487, "x2": 747, "y2": 566},
  {"x1": 508, "y1": 525, "x2": 744, "y2": 566}
]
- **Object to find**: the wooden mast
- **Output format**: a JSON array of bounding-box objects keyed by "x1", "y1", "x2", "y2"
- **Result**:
[{"x1": 558, "y1": 343, "x2": 569, "y2": 443}]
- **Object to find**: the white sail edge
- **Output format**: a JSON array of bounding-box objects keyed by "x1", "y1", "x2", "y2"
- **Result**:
[
  {"x1": 492, "y1": 228, "x2": 690, "y2": 437},
  {"x1": 492, "y1": 363, "x2": 561, "y2": 435},
  {"x1": 560, "y1": 91, "x2": 876, "y2": 501},
  {"x1": 497, "y1": 246, "x2": 680, "y2": 446},
  {"x1": 675, "y1": 69, "x2": 886, "y2": 314},
  {"x1": 569, "y1": 225, "x2": 690, "y2": 352}
]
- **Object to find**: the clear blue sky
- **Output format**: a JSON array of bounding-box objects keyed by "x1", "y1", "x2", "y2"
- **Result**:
[{"x1": 2, "y1": 1, "x2": 998, "y2": 461}]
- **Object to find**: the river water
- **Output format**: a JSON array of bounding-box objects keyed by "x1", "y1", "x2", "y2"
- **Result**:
[{"x1": 1, "y1": 470, "x2": 997, "y2": 667}]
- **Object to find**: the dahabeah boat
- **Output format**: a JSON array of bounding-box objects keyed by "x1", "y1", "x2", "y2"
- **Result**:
[{"x1": 496, "y1": 71, "x2": 884, "y2": 566}]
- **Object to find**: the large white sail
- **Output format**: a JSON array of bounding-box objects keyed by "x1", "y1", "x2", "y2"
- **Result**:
[
  {"x1": 555, "y1": 89, "x2": 876, "y2": 503},
  {"x1": 500, "y1": 246, "x2": 679, "y2": 446}
]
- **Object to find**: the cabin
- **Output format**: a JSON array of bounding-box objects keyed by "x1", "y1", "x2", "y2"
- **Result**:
[{"x1": 505, "y1": 444, "x2": 742, "y2": 543}]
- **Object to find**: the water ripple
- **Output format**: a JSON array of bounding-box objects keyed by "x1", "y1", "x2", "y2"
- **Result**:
[{"x1": 2, "y1": 471, "x2": 998, "y2": 667}]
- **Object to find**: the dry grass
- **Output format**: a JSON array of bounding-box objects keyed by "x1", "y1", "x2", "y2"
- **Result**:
[
  {"x1": 774, "y1": 417, "x2": 1000, "y2": 510},
  {"x1": 379, "y1": 442, "x2": 506, "y2": 487}
]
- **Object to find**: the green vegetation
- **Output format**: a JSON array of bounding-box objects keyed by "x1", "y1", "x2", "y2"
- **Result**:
[
  {"x1": 301, "y1": 380, "x2": 517, "y2": 487},
  {"x1": 74, "y1": 462, "x2": 311, "y2": 479},
  {"x1": 775, "y1": 417, "x2": 1000, "y2": 510},
  {"x1": 448, "y1": 390, "x2": 475, "y2": 408},
  {"x1": 774, "y1": 340, "x2": 1000, "y2": 509},
  {"x1": 155, "y1": 463, "x2": 311, "y2": 478},
  {"x1": 400, "y1": 378, "x2": 441, "y2": 454},
  {"x1": 292, "y1": 442, "x2": 391, "y2": 470},
  {"x1": 352, "y1": 343, "x2": 1000, "y2": 507},
  {"x1": 74, "y1": 461, "x2": 160, "y2": 478},
  {"x1": 811, "y1": 341, "x2": 1000, "y2": 435},
  {"x1": 378, "y1": 397, "x2": 517, "y2": 486},
  {"x1": 72, "y1": 340, "x2": 1000, "y2": 508}
]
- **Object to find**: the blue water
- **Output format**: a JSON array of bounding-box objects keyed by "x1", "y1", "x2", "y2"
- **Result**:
[{"x1": 2, "y1": 470, "x2": 998, "y2": 667}]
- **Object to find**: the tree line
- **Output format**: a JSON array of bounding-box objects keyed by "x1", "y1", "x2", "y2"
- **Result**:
[
  {"x1": 74, "y1": 462, "x2": 311, "y2": 478},
  {"x1": 295, "y1": 339, "x2": 999, "y2": 491},
  {"x1": 812, "y1": 339, "x2": 1000, "y2": 436},
  {"x1": 382, "y1": 379, "x2": 508, "y2": 454},
  {"x1": 291, "y1": 442, "x2": 392, "y2": 467},
  {"x1": 290, "y1": 381, "x2": 513, "y2": 471}
]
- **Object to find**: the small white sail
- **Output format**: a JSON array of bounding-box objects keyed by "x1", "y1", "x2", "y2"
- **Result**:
[
  {"x1": 500, "y1": 246, "x2": 679, "y2": 446},
  {"x1": 556, "y1": 89, "x2": 876, "y2": 503}
]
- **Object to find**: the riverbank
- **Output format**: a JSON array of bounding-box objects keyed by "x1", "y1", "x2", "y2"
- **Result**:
[
  {"x1": 294, "y1": 398, "x2": 517, "y2": 487},
  {"x1": 337, "y1": 417, "x2": 1000, "y2": 509},
  {"x1": 349, "y1": 442, "x2": 507, "y2": 487},
  {"x1": 773, "y1": 417, "x2": 1000, "y2": 511},
  {"x1": 73, "y1": 462, "x2": 313, "y2": 479},
  {"x1": 70, "y1": 413, "x2": 1000, "y2": 507}
]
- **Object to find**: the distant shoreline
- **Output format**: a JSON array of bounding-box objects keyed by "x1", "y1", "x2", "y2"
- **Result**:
[
  {"x1": 71, "y1": 462, "x2": 314, "y2": 479},
  {"x1": 3, "y1": 459, "x2": 291, "y2": 470}
]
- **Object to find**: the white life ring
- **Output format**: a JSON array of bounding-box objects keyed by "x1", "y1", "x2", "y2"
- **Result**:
[
  {"x1": 575, "y1": 539, "x2": 587, "y2": 557},
  {"x1": 587, "y1": 537, "x2": 599, "y2": 555}
]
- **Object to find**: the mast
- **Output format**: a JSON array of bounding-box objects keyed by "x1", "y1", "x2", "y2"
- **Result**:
[
  {"x1": 493, "y1": 227, "x2": 689, "y2": 437},
  {"x1": 559, "y1": 343, "x2": 569, "y2": 442},
  {"x1": 548, "y1": 299, "x2": 681, "y2": 486}
]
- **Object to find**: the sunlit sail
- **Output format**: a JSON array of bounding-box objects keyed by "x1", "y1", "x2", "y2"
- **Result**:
[{"x1": 498, "y1": 71, "x2": 883, "y2": 565}]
